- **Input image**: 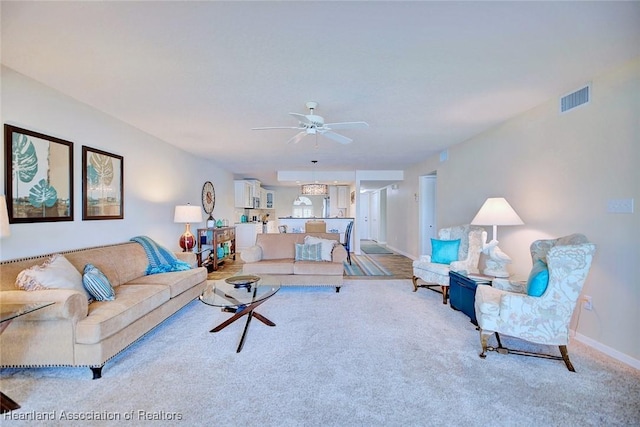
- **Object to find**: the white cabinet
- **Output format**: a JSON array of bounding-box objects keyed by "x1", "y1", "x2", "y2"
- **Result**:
[
  {"x1": 337, "y1": 186, "x2": 349, "y2": 208},
  {"x1": 329, "y1": 186, "x2": 338, "y2": 216},
  {"x1": 235, "y1": 223, "x2": 261, "y2": 252},
  {"x1": 265, "y1": 190, "x2": 275, "y2": 209},
  {"x1": 266, "y1": 220, "x2": 278, "y2": 233},
  {"x1": 328, "y1": 185, "x2": 349, "y2": 216},
  {"x1": 234, "y1": 180, "x2": 253, "y2": 208}
]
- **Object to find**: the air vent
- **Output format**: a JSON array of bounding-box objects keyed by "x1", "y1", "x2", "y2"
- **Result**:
[{"x1": 560, "y1": 84, "x2": 590, "y2": 113}]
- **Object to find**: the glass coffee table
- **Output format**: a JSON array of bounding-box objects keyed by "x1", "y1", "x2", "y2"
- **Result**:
[
  {"x1": 199, "y1": 275, "x2": 280, "y2": 353},
  {"x1": 1, "y1": 302, "x2": 55, "y2": 413}
]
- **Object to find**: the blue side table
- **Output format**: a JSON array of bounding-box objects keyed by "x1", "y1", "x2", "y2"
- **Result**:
[{"x1": 449, "y1": 271, "x2": 493, "y2": 325}]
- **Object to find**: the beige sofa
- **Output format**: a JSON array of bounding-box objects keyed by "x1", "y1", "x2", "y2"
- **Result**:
[
  {"x1": 241, "y1": 233, "x2": 347, "y2": 292},
  {"x1": 0, "y1": 242, "x2": 207, "y2": 379}
]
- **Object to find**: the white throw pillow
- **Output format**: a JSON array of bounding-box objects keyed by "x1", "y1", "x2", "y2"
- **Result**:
[
  {"x1": 15, "y1": 254, "x2": 93, "y2": 302},
  {"x1": 304, "y1": 236, "x2": 338, "y2": 262}
]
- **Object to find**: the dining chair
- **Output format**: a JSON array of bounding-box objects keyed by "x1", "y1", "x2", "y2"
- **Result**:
[{"x1": 342, "y1": 221, "x2": 354, "y2": 265}]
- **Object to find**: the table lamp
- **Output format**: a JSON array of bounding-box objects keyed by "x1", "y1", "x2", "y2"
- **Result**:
[
  {"x1": 471, "y1": 197, "x2": 524, "y2": 277},
  {"x1": 174, "y1": 204, "x2": 202, "y2": 252}
]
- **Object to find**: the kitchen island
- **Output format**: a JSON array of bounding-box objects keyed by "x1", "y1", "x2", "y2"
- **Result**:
[{"x1": 277, "y1": 217, "x2": 354, "y2": 248}]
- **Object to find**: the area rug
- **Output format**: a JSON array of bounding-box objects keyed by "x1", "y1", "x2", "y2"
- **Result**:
[
  {"x1": 1, "y1": 280, "x2": 638, "y2": 426},
  {"x1": 343, "y1": 254, "x2": 392, "y2": 276},
  {"x1": 360, "y1": 242, "x2": 393, "y2": 254}
]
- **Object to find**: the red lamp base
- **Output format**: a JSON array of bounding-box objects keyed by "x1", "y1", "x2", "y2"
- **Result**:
[{"x1": 179, "y1": 232, "x2": 195, "y2": 252}]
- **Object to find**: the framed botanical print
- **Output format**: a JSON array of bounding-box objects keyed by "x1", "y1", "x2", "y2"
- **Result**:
[
  {"x1": 4, "y1": 124, "x2": 74, "y2": 223},
  {"x1": 82, "y1": 146, "x2": 124, "y2": 220}
]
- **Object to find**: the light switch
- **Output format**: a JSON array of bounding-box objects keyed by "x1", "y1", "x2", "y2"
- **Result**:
[{"x1": 607, "y1": 198, "x2": 634, "y2": 214}]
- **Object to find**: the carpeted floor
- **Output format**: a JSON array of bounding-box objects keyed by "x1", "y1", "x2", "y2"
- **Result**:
[{"x1": 1, "y1": 280, "x2": 639, "y2": 426}]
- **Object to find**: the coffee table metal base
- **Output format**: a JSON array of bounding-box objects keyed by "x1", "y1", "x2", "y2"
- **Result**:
[{"x1": 210, "y1": 297, "x2": 276, "y2": 353}]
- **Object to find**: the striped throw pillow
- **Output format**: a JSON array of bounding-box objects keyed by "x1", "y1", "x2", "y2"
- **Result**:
[
  {"x1": 294, "y1": 243, "x2": 323, "y2": 261},
  {"x1": 82, "y1": 264, "x2": 115, "y2": 301}
]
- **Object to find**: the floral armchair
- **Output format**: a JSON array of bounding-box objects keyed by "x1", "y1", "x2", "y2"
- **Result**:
[
  {"x1": 412, "y1": 224, "x2": 484, "y2": 304},
  {"x1": 474, "y1": 234, "x2": 596, "y2": 371}
]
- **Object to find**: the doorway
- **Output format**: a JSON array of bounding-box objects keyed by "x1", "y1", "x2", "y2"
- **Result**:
[{"x1": 419, "y1": 174, "x2": 437, "y2": 255}]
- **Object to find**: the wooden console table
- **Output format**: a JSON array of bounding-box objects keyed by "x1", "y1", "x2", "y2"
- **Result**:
[{"x1": 196, "y1": 227, "x2": 236, "y2": 271}]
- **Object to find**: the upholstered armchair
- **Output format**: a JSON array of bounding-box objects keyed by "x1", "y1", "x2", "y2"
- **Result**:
[
  {"x1": 412, "y1": 224, "x2": 484, "y2": 304},
  {"x1": 474, "y1": 234, "x2": 596, "y2": 371}
]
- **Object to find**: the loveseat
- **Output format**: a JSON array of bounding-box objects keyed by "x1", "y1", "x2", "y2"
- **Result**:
[
  {"x1": 0, "y1": 241, "x2": 207, "y2": 378},
  {"x1": 240, "y1": 233, "x2": 347, "y2": 292}
]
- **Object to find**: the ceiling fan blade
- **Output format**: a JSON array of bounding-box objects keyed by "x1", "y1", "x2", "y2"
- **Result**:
[
  {"x1": 252, "y1": 126, "x2": 302, "y2": 130},
  {"x1": 321, "y1": 131, "x2": 353, "y2": 144},
  {"x1": 324, "y1": 121, "x2": 369, "y2": 130},
  {"x1": 289, "y1": 113, "x2": 313, "y2": 126},
  {"x1": 287, "y1": 131, "x2": 307, "y2": 144}
]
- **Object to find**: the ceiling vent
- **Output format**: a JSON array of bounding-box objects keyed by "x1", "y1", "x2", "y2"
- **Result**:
[{"x1": 560, "y1": 84, "x2": 590, "y2": 113}]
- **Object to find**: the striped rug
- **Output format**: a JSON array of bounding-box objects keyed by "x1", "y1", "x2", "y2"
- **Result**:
[{"x1": 343, "y1": 253, "x2": 393, "y2": 276}]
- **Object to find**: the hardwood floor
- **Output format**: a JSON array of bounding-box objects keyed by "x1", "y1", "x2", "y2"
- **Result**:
[{"x1": 205, "y1": 242, "x2": 414, "y2": 281}]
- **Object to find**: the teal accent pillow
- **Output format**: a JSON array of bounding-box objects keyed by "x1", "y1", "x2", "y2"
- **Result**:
[
  {"x1": 431, "y1": 238, "x2": 461, "y2": 264},
  {"x1": 295, "y1": 243, "x2": 323, "y2": 261},
  {"x1": 82, "y1": 264, "x2": 115, "y2": 301},
  {"x1": 527, "y1": 260, "x2": 549, "y2": 297}
]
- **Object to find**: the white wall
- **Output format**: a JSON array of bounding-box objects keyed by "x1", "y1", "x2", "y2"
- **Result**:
[
  {"x1": 389, "y1": 57, "x2": 640, "y2": 364},
  {"x1": 1, "y1": 67, "x2": 235, "y2": 260}
]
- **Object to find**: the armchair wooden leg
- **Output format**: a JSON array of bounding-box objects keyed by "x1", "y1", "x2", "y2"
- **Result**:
[
  {"x1": 479, "y1": 330, "x2": 492, "y2": 359},
  {"x1": 559, "y1": 345, "x2": 576, "y2": 372},
  {"x1": 412, "y1": 276, "x2": 419, "y2": 292},
  {"x1": 441, "y1": 286, "x2": 448, "y2": 304}
]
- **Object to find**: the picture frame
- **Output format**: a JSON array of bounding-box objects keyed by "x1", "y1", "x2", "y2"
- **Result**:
[
  {"x1": 82, "y1": 146, "x2": 124, "y2": 220},
  {"x1": 4, "y1": 124, "x2": 74, "y2": 223}
]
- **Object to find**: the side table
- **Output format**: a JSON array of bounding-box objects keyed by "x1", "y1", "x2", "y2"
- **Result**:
[{"x1": 449, "y1": 271, "x2": 493, "y2": 325}]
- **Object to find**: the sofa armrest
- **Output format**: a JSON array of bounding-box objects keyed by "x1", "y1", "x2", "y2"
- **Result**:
[
  {"x1": 175, "y1": 251, "x2": 197, "y2": 268},
  {"x1": 331, "y1": 244, "x2": 348, "y2": 263},
  {"x1": 241, "y1": 245, "x2": 263, "y2": 263},
  {"x1": 0, "y1": 289, "x2": 89, "y2": 321}
]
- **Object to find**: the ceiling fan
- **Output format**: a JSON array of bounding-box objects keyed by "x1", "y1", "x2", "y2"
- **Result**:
[{"x1": 252, "y1": 101, "x2": 368, "y2": 144}]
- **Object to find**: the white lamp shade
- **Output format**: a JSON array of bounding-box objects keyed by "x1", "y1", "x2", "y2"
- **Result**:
[
  {"x1": 174, "y1": 205, "x2": 203, "y2": 223},
  {"x1": 471, "y1": 197, "x2": 524, "y2": 226},
  {"x1": 0, "y1": 195, "x2": 10, "y2": 238}
]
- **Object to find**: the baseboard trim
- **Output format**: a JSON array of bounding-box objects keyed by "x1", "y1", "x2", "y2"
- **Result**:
[
  {"x1": 385, "y1": 245, "x2": 416, "y2": 260},
  {"x1": 573, "y1": 331, "x2": 640, "y2": 370}
]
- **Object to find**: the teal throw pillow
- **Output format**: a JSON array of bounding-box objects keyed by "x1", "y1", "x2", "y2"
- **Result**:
[
  {"x1": 431, "y1": 238, "x2": 461, "y2": 264},
  {"x1": 295, "y1": 243, "x2": 323, "y2": 262},
  {"x1": 82, "y1": 264, "x2": 115, "y2": 301},
  {"x1": 527, "y1": 259, "x2": 549, "y2": 297}
]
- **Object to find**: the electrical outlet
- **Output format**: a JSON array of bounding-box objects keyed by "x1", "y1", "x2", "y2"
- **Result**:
[{"x1": 583, "y1": 295, "x2": 593, "y2": 311}]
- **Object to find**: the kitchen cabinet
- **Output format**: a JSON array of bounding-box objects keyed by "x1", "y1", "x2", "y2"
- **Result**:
[
  {"x1": 337, "y1": 186, "x2": 349, "y2": 208},
  {"x1": 235, "y1": 222, "x2": 262, "y2": 252},
  {"x1": 234, "y1": 180, "x2": 253, "y2": 208},
  {"x1": 265, "y1": 190, "x2": 275, "y2": 209}
]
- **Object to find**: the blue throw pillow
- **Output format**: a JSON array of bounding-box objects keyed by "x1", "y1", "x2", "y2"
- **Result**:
[
  {"x1": 83, "y1": 264, "x2": 115, "y2": 301},
  {"x1": 295, "y1": 243, "x2": 323, "y2": 261},
  {"x1": 527, "y1": 259, "x2": 549, "y2": 297},
  {"x1": 431, "y1": 238, "x2": 461, "y2": 264}
]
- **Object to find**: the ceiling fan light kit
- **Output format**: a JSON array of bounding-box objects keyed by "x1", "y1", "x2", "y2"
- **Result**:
[{"x1": 252, "y1": 101, "x2": 368, "y2": 145}]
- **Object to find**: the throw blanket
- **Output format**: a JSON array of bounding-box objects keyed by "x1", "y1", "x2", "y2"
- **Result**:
[{"x1": 130, "y1": 236, "x2": 192, "y2": 275}]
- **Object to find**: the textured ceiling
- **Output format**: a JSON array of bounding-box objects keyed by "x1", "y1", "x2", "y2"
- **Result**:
[{"x1": 2, "y1": 1, "x2": 639, "y2": 187}]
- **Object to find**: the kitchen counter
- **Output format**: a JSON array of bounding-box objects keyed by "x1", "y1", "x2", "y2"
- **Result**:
[{"x1": 277, "y1": 217, "x2": 354, "y2": 247}]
